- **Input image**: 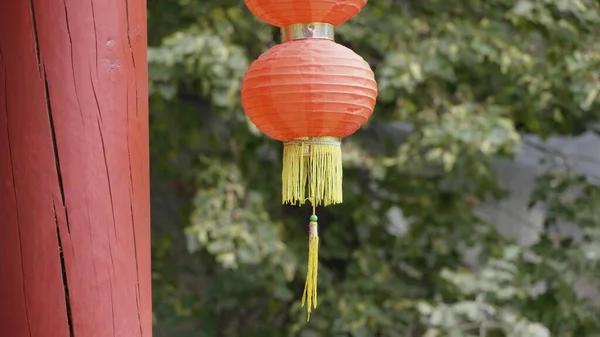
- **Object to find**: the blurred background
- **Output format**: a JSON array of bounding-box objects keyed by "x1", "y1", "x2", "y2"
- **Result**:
[{"x1": 147, "y1": 1, "x2": 600, "y2": 336}]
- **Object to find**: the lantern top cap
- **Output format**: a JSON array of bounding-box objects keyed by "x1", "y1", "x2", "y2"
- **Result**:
[
  {"x1": 281, "y1": 23, "x2": 334, "y2": 42},
  {"x1": 244, "y1": 0, "x2": 368, "y2": 27}
]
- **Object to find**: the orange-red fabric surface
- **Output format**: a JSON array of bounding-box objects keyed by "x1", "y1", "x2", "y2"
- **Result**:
[
  {"x1": 241, "y1": 39, "x2": 377, "y2": 141},
  {"x1": 244, "y1": 0, "x2": 368, "y2": 27}
]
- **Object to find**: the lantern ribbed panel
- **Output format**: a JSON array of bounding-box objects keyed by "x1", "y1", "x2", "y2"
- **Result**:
[
  {"x1": 241, "y1": 39, "x2": 377, "y2": 141},
  {"x1": 244, "y1": 0, "x2": 367, "y2": 27}
]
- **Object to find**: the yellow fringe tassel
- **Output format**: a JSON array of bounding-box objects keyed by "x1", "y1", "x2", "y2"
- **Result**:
[
  {"x1": 282, "y1": 137, "x2": 343, "y2": 207},
  {"x1": 302, "y1": 221, "x2": 319, "y2": 321}
]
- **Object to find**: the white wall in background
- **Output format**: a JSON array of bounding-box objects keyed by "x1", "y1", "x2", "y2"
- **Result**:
[{"x1": 477, "y1": 131, "x2": 600, "y2": 245}]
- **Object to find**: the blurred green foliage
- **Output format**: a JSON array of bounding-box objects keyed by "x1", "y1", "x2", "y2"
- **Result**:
[{"x1": 148, "y1": 0, "x2": 600, "y2": 336}]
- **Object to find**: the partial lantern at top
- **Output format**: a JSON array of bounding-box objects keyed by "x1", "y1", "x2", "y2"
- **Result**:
[{"x1": 244, "y1": 0, "x2": 368, "y2": 27}]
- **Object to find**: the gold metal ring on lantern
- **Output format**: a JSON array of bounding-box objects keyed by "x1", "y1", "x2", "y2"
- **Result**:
[
  {"x1": 285, "y1": 137, "x2": 341, "y2": 157},
  {"x1": 284, "y1": 136, "x2": 341, "y2": 147},
  {"x1": 281, "y1": 23, "x2": 335, "y2": 42}
]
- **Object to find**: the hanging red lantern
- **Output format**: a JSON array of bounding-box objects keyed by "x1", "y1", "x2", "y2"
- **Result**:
[
  {"x1": 242, "y1": 39, "x2": 376, "y2": 141},
  {"x1": 244, "y1": 0, "x2": 368, "y2": 27},
  {"x1": 241, "y1": 0, "x2": 377, "y2": 321}
]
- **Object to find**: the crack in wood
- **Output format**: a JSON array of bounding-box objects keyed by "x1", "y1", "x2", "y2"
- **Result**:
[
  {"x1": 89, "y1": 0, "x2": 99, "y2": 77},
  {"x1": 124, "y1": 1, "x2": 144, "y2": 334},
  {"x1": 62, "y1": 0, "x2": 85, "y2": 127},
  {"x1": 96, "y1": 117, "x2": 119, "y2": 241},
  {"x1": 124, "y1": 0, "x2": 139, "y2": 119},
  {"x1": 89, "y1": 65, "x2": 103, "y2": 124},
  {"x1": 43, "y1": 65, "x2": 69, "y2": 232},
  {"x1": 27, "y1": 0, "x2": 42, "y2": 76},
  {"x1": 44, "y1": 61, "x2": 74, "y2": 336},
  {"x1": 54, "y1": 201, "x2": 75, "y2": 337}
]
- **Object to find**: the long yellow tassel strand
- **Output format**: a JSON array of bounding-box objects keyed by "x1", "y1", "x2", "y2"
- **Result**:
[
  {"x1": 282, "y1": 137, "x2": 343, "y2": 206},
  {"x1": 301, "y1": 203, "x2": 319, "y2": 321}
]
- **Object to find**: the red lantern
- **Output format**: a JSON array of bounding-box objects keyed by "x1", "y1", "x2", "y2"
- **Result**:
[
  {"x1": 241, "y1": 0, "x2": 376, "y2": 321},
  {"x1": 244, "y1": 0, "x2": 368, "y2": 27},
  {"x1": 241, "y1": 39, "x2": 377, "y2": 141}
]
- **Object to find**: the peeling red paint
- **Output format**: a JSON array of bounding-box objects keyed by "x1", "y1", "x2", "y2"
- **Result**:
[{"x1": 0, "y1": 0, "x2": 150, "y2": 336}]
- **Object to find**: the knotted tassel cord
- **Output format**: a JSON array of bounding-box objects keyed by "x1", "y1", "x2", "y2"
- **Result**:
[
  {"x1": 302, "y1": 202, "x2": 319, "y2": 321},
  {"x1": 282, "y1": 137, "x2": 343, "y2": 207}
]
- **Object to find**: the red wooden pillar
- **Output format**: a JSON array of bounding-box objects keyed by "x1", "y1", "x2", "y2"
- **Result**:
[{"x1": 0, "y1": 0, "x2": 151, "y2": 336}]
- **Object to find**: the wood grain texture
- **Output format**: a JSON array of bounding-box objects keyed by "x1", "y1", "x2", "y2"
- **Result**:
[{"x1": 0, "y1": 0, "x2": 151, "y2": 336}]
